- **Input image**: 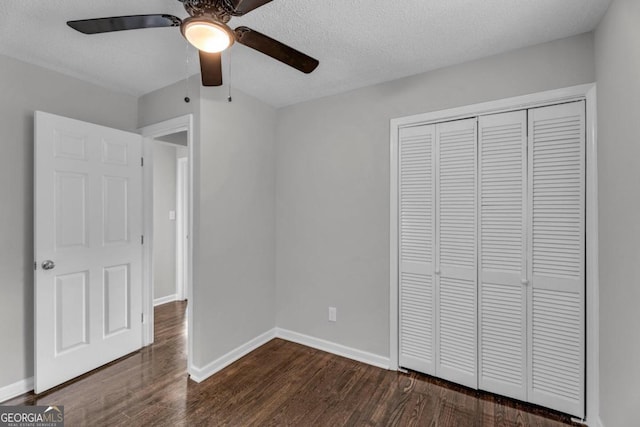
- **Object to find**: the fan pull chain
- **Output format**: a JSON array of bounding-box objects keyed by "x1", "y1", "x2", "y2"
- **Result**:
[
  {"x1": 227, "y1": 48, "x2": 233, "y2": 103},
  {"x1": 184, "y1": 42, "x2": 191, "y2": 103}
]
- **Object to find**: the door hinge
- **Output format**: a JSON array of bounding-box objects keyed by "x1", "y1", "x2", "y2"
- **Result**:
[
  {"x1": 141, "y1": 157, "x2": 144, "y2": 167},
  {"x1": 141, "y1": 313, "x2": 144, "y2": 323},
  {"x1": 34, "y1": 261, "x2": 37, "y2": 271},
  {"x1": 141, "y1": 235, "x2": 144, "y2": 245}
]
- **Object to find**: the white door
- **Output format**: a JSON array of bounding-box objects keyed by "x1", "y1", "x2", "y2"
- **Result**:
[
  {"x1": 34, "y1": 111, "x2": 143, "y2": 393},
  {"x1": 398, "y1": 124, "x2": 436, "y2": 375},
  {"x1": 478, "y1": 110, "x2": 528, "y2": 401},
  {"x1": 435, "y1": 118, "x2": 478, "y2": 388},
  {"x1": 527, "y1": 101, "x2": 585, "y2": 418}
]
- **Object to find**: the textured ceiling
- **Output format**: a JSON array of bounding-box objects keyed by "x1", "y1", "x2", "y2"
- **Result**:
[{"x1": 0, "y1": 0, "x2": 611, "y2": 107}]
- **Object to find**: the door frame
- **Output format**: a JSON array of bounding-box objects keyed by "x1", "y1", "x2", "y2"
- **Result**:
[
  {"x1": 139, "y1": 114, "x2": 194, "y2": 375},
  {"x1": 176, "y1": 156, "x2": 188, "y2": 301},
  {"x1": 389, "y1": 83, "x2": 598, "y2": 424}
]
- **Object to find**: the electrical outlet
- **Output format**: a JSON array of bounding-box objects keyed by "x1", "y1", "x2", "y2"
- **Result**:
[
  {"x1": 329, "y1": 307, "x2": 337, "y2": 322},
  {"x1": 169, "y1": 210, "x2": 176, "y2": 220}
]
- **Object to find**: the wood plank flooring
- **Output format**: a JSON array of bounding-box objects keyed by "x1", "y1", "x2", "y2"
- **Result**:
[{"x1": 5, "y1": 301, "x2": 579, "y2": 426}]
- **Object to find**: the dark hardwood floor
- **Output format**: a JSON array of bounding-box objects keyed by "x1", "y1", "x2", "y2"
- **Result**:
[{"x1": 5, "y1": 302, "x2": 578, "y2": 426}]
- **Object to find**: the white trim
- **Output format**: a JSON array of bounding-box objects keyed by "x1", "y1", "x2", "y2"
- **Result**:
[
  {"x1": 585, "y1": 85, "x2": 600, "y2": 426},
  {"x1": 390, "y1": 83, "x2": 595, "y2": 130},
  {"x1": 153, "y1": 294, "x2": 179, "y2": 307},
  {"x1": 139, "y1": 114, "x2": 195, "y2": 379},
  {"x1": 276, "y1": 328, "x2": 390, "y2": 370},
  {"x1": 389, "y1": 83, "x2": 598, "y2": 420},
  {"x1": 0, "y1": 377, "x2": 33, "y2": 403},
  {"x1": 140, "y1": 115, "x2": 195, "y2": 139},
  {"x1": 176, "y1": 157, "x2": 188, "y2": 301},
  {"x1": 189, "y1": 329, "x2": 277, "y2": 383},
  {"x1": 389, "y1": 119, "x2": 399, "y2": 371},
  {"x1": 141, "y1": 136, "x2": 155, "y2": 347}
]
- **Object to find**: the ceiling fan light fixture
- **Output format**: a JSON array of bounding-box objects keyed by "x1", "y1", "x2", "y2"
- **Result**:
[{"x1": 181, "y1": 16, "x2": 234, "y2": 53}]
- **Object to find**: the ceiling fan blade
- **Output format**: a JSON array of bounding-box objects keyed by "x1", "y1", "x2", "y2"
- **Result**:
[
  {"x1": 199, "y1": 51, "x2": 223, "y2": 86},
  {"x1": 234, "y1": 27, "x2": 319, "y2": 74},
  {"x1": 67, "y1": 14, "x2": 181, "y2": 34},
  {"x1": 228, "y1": 0, "x2": 273, "y2": 15}
]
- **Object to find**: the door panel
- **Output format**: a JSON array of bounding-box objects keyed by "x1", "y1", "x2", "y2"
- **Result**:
[
  {"x1": 55, "y1": 172, "x2": 88, "y2": 249},
  {"x1": 35, "y1": 111, "x2": 143, "y2": 393},
  {"x1": 478, "y1": 111, "x2": 527, "y2": 401},
  {"x1": 102, "y1": 139, "x2": 129, "y2": 165},
  {"x1": 435, "y1": 118, "x2": 477, "y2": 388},
  {"x1": 438, "y1": 276, "x2": 476, "y2": 377},
  {"x1": 104, "y1": 264, "x2": 131, "y2": 336},
  {"x1": 55, "y1": 272, "x2": 89, "y2": 353},
  {"x1": 528, "y1": 101, "x2": 585, "y2": 418},
  {"x1": 103, "y1": 176, "x2": 129, "y2": 243},
  {"x1": 398, "y1": 124, "x2": 436, "y2": 374}
]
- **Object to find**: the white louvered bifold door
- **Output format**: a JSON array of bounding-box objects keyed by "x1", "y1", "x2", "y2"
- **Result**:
[
  {"x1": 478, "y1": 111, "x2": 528, "y2": 401},
  {"x1": 528, "y1": 101, "x2": 585, "y2": 418},
  {"x1": 435, "y1": 118, "x2": 478, "y2": 388},
  {"x1": 398, "y1": 124, "x2": 436, "y2": 374}
]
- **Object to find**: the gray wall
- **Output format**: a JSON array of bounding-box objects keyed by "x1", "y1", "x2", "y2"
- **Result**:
[
  {"x1": 0, "y1": 54, "x2": 138, "y2": 390},
  {"x1": 157, "y1": 131, "x2": 188, "y2": 146},
  {"x1": 594, "y1": 1, "x2": 640, "y2": 425},
  {"x1": 138, "y1": 76, "x2": 200, "y2": 129},
  {"x1": 192, "y1": 87, "x2": 277, "y2": 367},
  {"x1": 153, "y1": 143, "x2": 178, "y2": 300},
  {"x1": 275, "y1": 33, "x2": 596, "y2": 358},
  {"x1": 138, "y1": 81, "x2": 277, "y2": 369}
]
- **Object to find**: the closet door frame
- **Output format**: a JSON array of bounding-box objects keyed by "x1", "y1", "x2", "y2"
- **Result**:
[{"x1": 389, "y1": 83, "x2": 598, "y2": 423}]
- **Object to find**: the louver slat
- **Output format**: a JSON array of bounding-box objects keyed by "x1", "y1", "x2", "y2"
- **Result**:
[
  {"x1": 400, "y1": 273, "x2": 433, "y2": 369},
  {"x1": 478, "y1": 111, "x2": 527, "y2": 401},
  {"x1": 435, "y1": 118, "x2": 477, "y2": 388},
  {"x1": 398, "y1": 125, "x2": 435, "y2": 374},
  {"x1": 528, "y1": 102, "x2": 585, "y2": 418},
  {"x1": 439, "y1": 277, "x2": 476, "y2": 375}
]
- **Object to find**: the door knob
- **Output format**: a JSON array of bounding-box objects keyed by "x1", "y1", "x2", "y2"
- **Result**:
[{"x1": 41, "y1": 260, "x2": 55, "y2": 270}]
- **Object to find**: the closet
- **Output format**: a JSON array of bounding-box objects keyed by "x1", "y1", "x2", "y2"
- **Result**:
[{"x1": 397, "y1": 101, "x2": 585, "y2": 418}]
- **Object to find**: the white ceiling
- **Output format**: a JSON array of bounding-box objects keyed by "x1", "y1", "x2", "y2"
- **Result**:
[{"x1": 0, "y1": 0, "x2": 611, "y2": 107}]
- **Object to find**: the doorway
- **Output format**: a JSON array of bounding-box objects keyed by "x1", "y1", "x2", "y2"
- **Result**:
[
  {"x1": 152, "y1": 134, "x2": 188, "y2": 306},
  {"x1": 139, "y1": 114, "x2": 195, "y2": 377}
]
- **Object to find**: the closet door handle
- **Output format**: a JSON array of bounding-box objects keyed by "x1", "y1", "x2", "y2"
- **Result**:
[
  {"x1": 521, "y1": 279, "x2": 529, "y2": 285},
  {"x1": 435, "y1": 270, "x2": 441, "y2": 275}
]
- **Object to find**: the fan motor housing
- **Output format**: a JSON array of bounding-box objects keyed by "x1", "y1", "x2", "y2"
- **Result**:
[{"x1": 181, "y1": 0, "x2": 240, "y2": 21}]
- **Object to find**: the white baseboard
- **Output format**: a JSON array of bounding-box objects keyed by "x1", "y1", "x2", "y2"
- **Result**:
[
  {"x1": 153, "y1": 294, "x2": 179, "y2": 306},
  {"x1": 275, "y1": 328, "x2": 390, "y2": 370},
  {"x1": 189, "y1": 329, "x2": 277, "y2": 383},
  {"x1": 189, "y1": 327, "x2": 390, "y2": 384},
  {"x1": 0, "y1": 377, "x2": 33, "y2": 403}
]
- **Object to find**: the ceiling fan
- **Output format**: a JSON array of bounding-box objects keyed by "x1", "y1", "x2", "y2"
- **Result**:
[{"x1": 66, "y1": 0, "x2": 319, "y2": 87}]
